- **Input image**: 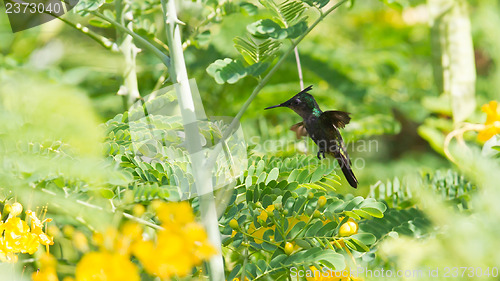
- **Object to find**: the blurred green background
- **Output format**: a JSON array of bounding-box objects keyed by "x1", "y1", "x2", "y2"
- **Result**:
[{"x1": 1, "y1": 0, "x2": 500, "y2": 280}]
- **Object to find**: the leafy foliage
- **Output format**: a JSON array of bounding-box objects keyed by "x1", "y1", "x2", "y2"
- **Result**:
[
  {"x1": 206, "y1": 0, "x2": 316, "y2": 84},
  {"x1": 219, "y1": 156, "x2": 387, "y2": 279},
  {"x1": 369, "y1": 170, "x2": 476, "y2": 211},
  {"x1": 360, "y1": 208, "x2": 430, "y2": 240}
]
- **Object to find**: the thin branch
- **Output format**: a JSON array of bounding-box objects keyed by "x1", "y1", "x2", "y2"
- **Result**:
[
  {"x1": 443, "y1": 123, "x2": 485, "y2": 164},
  {"x1": 58, "y1": 17, "x2": 116, "y2": 51},
  {"x1": 294, "y1": 46, "x2": 304, "y2": 90},
  {"x1": 205, "y1": 0, "x2": 349, "y2": 170},
  {"x1": 91, "y1": 10, "x2": 171, "y2": 67},
  {"x1": 74, "y1": 199, "x2": 163, "y2": 230}
]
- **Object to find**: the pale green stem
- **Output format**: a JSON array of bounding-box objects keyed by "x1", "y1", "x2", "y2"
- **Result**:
[
  {"x1": 294, "y1": 46, "x2": 304, "y2": 90},
  {"x1": 161, "y1": 0, "x2": 225, "y2": 280},
  {"x1": 57, "y1": 17, "x2": 115, "y2": 51},
  {"x1": 115, "y1": 0, "x2": 141, "y2": 107},
  {"x1": 91, "y1": 10, "x2": 171, "y2": 67}
]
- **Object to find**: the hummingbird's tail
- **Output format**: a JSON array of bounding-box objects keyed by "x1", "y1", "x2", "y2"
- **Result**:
[{"x1": 334, "y1": 153, "x2": 358, "y2": 188}]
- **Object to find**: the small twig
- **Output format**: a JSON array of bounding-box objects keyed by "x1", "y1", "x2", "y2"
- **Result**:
[
  {"x1": 74, "y1": 199, "x2": 163, "y2": 230},
  {"x1": 239, "y1": 236, "x2": 249, "y2": 281},
  {"x1": 122, "y1": 212, "x2": 163, "y2": 230},
  {"x1": 443, "y1": 123, "x2": 485, "y2": 164},
  {"x1": 294, "y1": 46, "x2": 304, "y2": 90},
  {"x1": 91, "y1": 10, "x2": 171, "y2": 67}
]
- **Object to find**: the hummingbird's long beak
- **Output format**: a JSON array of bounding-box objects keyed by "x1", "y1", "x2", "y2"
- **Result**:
[{"x1": 265, "y1": 103, "x2": 284, "y2": 110}]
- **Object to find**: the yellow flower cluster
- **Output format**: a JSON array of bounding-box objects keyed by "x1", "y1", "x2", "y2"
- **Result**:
[
  {"x1": 32, "y1": 201, "x2": 215, "y2": 281},
  {"x1": 247, "y1": 205, "x2": 309, "y2": 245},
  {"x1": 478, "y1": 101, "x2": 500, "y2": 142},
  {"x1": 132, "y1": 201, "x2": 217, "y2": 279},
  {"x1": 75, "y1": 251, "x2": 140, "y2": 281},
  {"x1": 32, "y1": 252, "x2": 59, "y2": 281},
  {"x1": 73, "y1": 222, "x2": 141, "y2": 281},
  {"x1": 61, "y1": 201, "x2": 215, "y2": 281},
  {"x1": 246, "y1": 205, "x2": 359, "y2": 257},
  {"x1": 0, "y1": 203, "x2": 53, "y2": 263}
]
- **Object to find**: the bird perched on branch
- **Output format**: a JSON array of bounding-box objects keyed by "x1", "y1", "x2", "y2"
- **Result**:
[{"x1": 265, "y1": 85, "x2": 358, "y2": 188}]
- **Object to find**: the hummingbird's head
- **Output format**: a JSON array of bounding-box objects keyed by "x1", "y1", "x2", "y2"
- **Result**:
[{"x1": 265, "y1": 85, "x2": 320, "y2": 118}]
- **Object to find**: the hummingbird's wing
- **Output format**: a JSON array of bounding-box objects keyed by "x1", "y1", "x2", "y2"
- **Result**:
[
  {"x1": 290, "y1": 122, "x2": 308, "y2": 139},
  {"x1": 319, "y1": 111, "x2": 358, "y2": 188},
  {"x1": 320, "y1": 111, "x2": 351, "y2": 129}
]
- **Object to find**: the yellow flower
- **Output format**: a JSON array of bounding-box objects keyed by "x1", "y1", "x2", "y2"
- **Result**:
[
  {"x1": 79, "y1": 202, "x2": 215, "y2": 280},
  {"x1": 72, "y1": 231, "x2": 89, "y2": 252},
  {"x1": 75, "y1": 252, "x2": 139, "y2": 281},
  {"x1": 0, "y1": 205, "x2": 54, "y2": 262},
  {"x1": 132, "y1": 204, "x2": 145, "y2": 217},
  {"x1": 478, "y1": 101, "x2": 500, "y2": 142},
  {"x1": 156, "y1": 201, "x2": 195, "y2": 226},
  {"x1": 6, "y1": 202, "x2": 23, "y2": 217},
  {"x1": 257, "y1": 205, "x2": 275, "y2": 222},
  {"x1": 338, "y1": 218, "x2": 358, "y2": 237},
  {"x1": 32, "y1": 268, "x2": 59, "y2": 281},
  {"x1": 132, "y1": 201, "x2": 216, "y2": 279},
  {"x1": 32, "y1": 253, "x2": 59, "y2": 281},
  {"x1": 0, "y1": 252, "x2": 18, "y2": 263},
  {"x1": 247, "y1": 212, "x2": 310, "y2": 244},
  {"x1": 26, "y1": 210, "x2": 54, "y2": 246}
]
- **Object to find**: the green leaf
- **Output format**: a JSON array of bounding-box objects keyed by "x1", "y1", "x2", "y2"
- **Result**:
[
  {"x1": 346, "y1": 237, "x2": 370, "y2": 252},
  {"x1": 194, "y1": 30, "x2": 211, "y2": 46},
  {"x1": 247, "y1": 19, "x2": 287, "y2": 39},
  {"x1": 350, "y1": 233, "x2": 376, "y2": 245},
  {"x1": 287, "y1": 221, "x2": 307, "y2": 238},
  {"x1": 309, "y1": 165, "x2": 325, "y2": 183},
  {"x1": 228, "y1": 264, "x2": 241, "y2": 280},
  {"x1": 247, "y1": 19, "x2": 307, "y2": 40},
  {"x1": 234, "y1": 37, "x2": 282, "y2": 65},
  {"x1": 99, "y1": 188, "x2": 114, "y2": 199},
  {"x1": 360, "y1": 207, "x2": 384, "y2": 218},
  {"x1": 295, "y1": 238, "x2": 312, "y2": 249},
  {"x1": 310, "y1": 249, "x2": 346, "y2": 270},
  {"x1": 206, "y1": 58, "x2": 248, "y2": 84},
  {"x1": 74, "y1": 0, "x2": 105, "y2": 13},
  {"x1": 266, "y1": 167, "x2": 280, "y2": 184},
  {"x1": 107, "y1": 170, "x2": 134, "y2": 186},
  {"x1": 262, "y1": 194, "x2": 273, "y2": 208},
  {"x1": 317, "y1": 221, "x2": 337, "y2": 237},
  {"x1": 302, "y1": 0, "x2": 329, "y2": 8},
  {"x1": 88, "y1": 18, "x2": 112, "y2": 28},
  {"x1": 287, "y1": 169, "x2": 300, "y2": 182},
  {"x1": 286, "y1": 21, "x2": 308, "y2": 39},
  {"x1": 240, "y1": 2, "x2": 259, "y2": 15},
  {"x1": 379, "y1": 0, "x2": 403, "y2": 10},
  {"x1": 246, "y1": 62, "x2": 270, "y2": 77},
  {"x1": 343, "y1": 210, "x2": 361, "y2": 220},
  {"x1": 256, "y1": 160, "x2": 266, "y2": 174},
  {"x1": 305, "y1": 221, "x2": 324, "y2": 237}
]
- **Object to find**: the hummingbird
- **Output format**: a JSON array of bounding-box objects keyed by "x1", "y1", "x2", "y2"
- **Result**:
[{"x1": 265, "y1": 85, "x2": 358, "y2": 188}]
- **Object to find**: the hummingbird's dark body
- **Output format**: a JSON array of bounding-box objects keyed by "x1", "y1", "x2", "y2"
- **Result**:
[{"x1": 265, "y1": 85, "x2": 358, "y2": 188}]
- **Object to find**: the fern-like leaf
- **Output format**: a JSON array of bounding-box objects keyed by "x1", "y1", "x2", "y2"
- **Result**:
[
  {"x1": 260, "y1": 0, "x2": 306, "y2": 27},
  {"x1": 234, "y1": 37, "x2": 282, "y2": 65}
]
